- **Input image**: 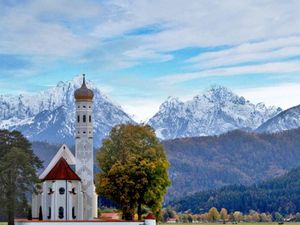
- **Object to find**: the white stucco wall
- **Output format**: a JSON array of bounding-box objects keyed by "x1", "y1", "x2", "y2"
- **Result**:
[{"x1": 32, "y1": 180, "x2": 83, "y2": 220}]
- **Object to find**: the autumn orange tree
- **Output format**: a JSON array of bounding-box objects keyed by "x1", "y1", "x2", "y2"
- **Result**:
[{"x1": 96, "y1": 124, "x2": 170, "y2": 220}]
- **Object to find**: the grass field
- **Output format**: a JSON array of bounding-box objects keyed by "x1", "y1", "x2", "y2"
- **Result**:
[{"x1": 0, "y1": 223, "x2": 7, "y2": 225}]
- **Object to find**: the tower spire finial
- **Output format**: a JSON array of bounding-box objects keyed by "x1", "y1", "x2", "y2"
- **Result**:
[{"x1": 83, "y1": 74, "x2": 86, "y2": 85}]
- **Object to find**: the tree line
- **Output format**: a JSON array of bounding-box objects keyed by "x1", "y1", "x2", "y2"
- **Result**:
[
  {"x1": 161, "y1": 206, "x2": 293, "y2": 223},
  {"x1": 170, "y1": 165, "x2": 300, "y2": 215}
]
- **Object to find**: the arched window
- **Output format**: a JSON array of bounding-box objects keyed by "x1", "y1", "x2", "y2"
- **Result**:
[
  {"x1": 77, "y1": 115, "x2": 80, "y2": 123},
  {"x1": 89, "y1": 115, "x2": 91, "y2": 123},
  {"x1": 83, "y1": 115, "x2": 86, "y2": 123},
  {"x1": 58, "y1": 207, "x2": 64, "y2": 219},
  {"x1": 72, "y1": 207, "x2": 76, "y2": 219},
  {"x1": 47, "y1": 207, "x2": 51, "y2": 219},
  {"x1": 59, "y1": 187, "x2": 65, "y2": 195}
]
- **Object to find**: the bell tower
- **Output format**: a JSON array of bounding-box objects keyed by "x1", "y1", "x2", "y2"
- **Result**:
[{"x1": 74, "y1": 74, "x2": 95, "y2": 219}]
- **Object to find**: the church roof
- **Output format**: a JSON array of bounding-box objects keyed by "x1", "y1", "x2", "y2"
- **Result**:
[
  {"x1": 145, "y1": 213, "x2": 156, "y2": 220},
  {"x1": 43, "y1": 157, "x2": 81, "y2": 181},
  {"x1": 74, "y1": 74, "x2": 94, "y2": 101},
  {"x1": 39, "y1": 144, "x2": 76, "y2": 180}
]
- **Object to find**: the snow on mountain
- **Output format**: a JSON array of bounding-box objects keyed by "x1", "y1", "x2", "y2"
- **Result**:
[
  {"x1": 148, "y1": 85, "x2": 282, "y2": 140},
  {"x1": 0, "y1": 76, "x2": 135, "y2": 146},
  {"x1": 256, "y1": 105, "x2": 300, "y2": 134}
]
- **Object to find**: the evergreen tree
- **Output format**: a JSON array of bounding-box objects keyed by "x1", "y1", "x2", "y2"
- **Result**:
[
  {"x1": 96, "y1": 124, "x2": 170, "y2": 220},
  {"x1": 0, "y1": 130, "x2": 42, "y2": 225}
]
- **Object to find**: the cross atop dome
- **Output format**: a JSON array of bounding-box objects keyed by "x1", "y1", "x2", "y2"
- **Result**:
[{"x1": 74, "y1": 74, "x2": 94, "y2": 101}]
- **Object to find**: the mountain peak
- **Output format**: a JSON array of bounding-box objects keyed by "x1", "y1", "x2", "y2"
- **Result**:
[
  {"x1": 203, "y1": 85, "x2": 237, "y2": 102},
  {"x1": 56, "y1": 81, "x2": 65, "y2": 87},
  {"x1": 0, "y1": 76, "x2": 134, "y2": 146},
  {"x1": 149, "y1": 85, "x2": 282, "y2": 140}
]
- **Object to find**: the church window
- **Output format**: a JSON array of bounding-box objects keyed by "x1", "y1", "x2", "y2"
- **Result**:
[
  {"x1": 83, "y1": 115, "x2": 86, "y2": 123},
  {"x1": 70, "y1": 188, "x2": 76, "y2": 194},
  {"x1": 83, "y1": 105, "x2": 86, "y2": 108},
  {"x1": 58, "y1": 207, "x2": 64, "y2": 219},
  {"x1": 72, "y1": 207, "x2": 76, "y2": 219},
  {"x1": 59, "y1": 187, "x2": 65, "y2": 195},
  {"x1": 89, "y1": 115, "x2": 91, "y2": 123},
  {"x1": 48, "y1": 188, "x2": 54, "y2": 195},
  {"x1": 47, "y1": 207, "x2": 51, "y2": 219},
  {"x1": 77, "y1": 115, "x2": 80, "y2": 123},
  {"x1": 83, "y1": 131, "x2": 86, "y2": 134}
]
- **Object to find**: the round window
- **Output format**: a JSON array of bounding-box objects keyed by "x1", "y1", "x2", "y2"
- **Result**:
[{"x1": 59, "y1": 187, "x2": 65, "y2": 195}]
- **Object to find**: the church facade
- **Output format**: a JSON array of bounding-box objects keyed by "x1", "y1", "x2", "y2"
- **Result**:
[{"x1": 32, "y1": 75, "x2": 98, "y2": 220}]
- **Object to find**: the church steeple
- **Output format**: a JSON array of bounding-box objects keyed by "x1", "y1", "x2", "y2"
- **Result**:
[{"x1": 74, "y1": 74, "x2": 96, "y2": 219}]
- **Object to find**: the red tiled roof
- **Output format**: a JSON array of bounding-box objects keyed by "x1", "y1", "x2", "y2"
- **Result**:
[
  {"x1": 145, "y1": 213, "x2": 156, "y2": 220},
  {"x1": 43, "y1": 157, "x2": 81, "y2": 181}
]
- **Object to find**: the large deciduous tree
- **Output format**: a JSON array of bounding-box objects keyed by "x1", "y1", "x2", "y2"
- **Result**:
[
  {"x1": 208, "y1": 207, "x2": 220, "y2": 222},
  {"x1": 0, "y1": 130, "x2": 42, "y2": 225},
  {"x1": 96, "y1": 124, "x2": 170, "y2": 220}
]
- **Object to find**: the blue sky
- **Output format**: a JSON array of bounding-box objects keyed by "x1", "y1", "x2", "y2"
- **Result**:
[{"x1": 1, "y1": 0, "x2": 300, "y2": 121}]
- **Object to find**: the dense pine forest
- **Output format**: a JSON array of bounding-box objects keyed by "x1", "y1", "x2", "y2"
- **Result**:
[{"x1": 170, "y1": 166, "x2": 300, "y2": 214}]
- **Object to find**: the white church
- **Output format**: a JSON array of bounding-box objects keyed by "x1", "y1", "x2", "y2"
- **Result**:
[{"x1": 32, "y1": 75, "x2": 98, "y2": 220}]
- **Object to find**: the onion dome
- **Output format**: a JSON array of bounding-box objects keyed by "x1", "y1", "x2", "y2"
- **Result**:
[{"x1": 74, "y1": 74, "x2": 94, "y2": 101}]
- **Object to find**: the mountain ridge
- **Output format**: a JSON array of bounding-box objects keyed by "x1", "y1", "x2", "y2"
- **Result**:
[
  {"x1": 257, "y1": 104, "x2": 300, "y2": 134},
  {"x1": 0, "y1": 76, "x2": 135, "y2": 146},
  {"x1": 149, "y1": 85, "x2": 282, "y2": 139}
]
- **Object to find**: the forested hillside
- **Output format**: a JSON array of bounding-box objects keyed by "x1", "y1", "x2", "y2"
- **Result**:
[
  {"x1": 170, "y1": 166, "x2": 300, "y2": 214},
  {"x1": 163, "y1": 128, "x2": 300, "y2": 200}
]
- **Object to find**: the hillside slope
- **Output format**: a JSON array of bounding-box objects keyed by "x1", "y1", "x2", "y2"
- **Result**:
[
  {"x1": 170, "y1": 166, "x2": 300, "y2": 214},
  {"x1": 163, "y1": 128, "x2": 300, "y2": 200}
]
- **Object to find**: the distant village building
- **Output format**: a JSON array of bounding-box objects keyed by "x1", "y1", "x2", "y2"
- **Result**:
[{"x1": 31, "y1": 75, "x2": 97, "y2": 220}]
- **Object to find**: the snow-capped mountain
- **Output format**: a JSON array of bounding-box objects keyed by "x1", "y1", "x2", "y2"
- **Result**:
[
  {"x1": 148, "y1": 85, "x2": 282, "y2": 139},
  {"x1": 256, "y1": 105, "x2": 300, "y2": 133},
  {"x1": 0, "y1": 76, "x2": 135, "y2": 146}
]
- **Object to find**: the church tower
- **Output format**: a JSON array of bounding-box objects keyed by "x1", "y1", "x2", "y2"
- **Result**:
[{"x1": 74, "y1": 74, "x2": 95, "y2": 219}]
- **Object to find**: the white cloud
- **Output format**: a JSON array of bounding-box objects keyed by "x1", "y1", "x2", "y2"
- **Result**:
[
  {"x1": 237, "y1": 83, "x2": 300, "y2": 109},
  {"x1": 187, "y1": 36, "x2": 300, "y2": 69},
  {"x1": 3, "y1": 0, "x2": 300, "y2": 67},
  {"x1": 121, "y1": 99, "x2": 162, "y2": 122},
  {"x1": 157, "y1": 61, "x2": 300, "y2": 85}
]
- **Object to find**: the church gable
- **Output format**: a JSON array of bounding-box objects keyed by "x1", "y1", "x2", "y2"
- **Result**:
[
  {"x1": 39, "y1": 144, "x2": 76, "y2": 180},
  {"x1": 43, "y1": 157, "x2": 81, "y2": 181}
]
